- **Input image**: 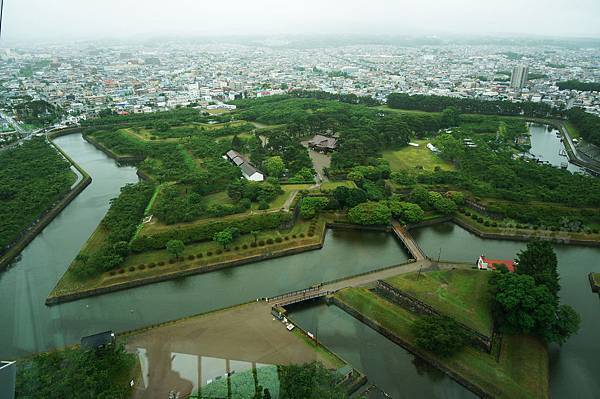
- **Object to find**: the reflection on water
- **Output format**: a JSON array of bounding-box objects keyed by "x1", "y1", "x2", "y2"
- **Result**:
[
  {"x1": 290, "y1": 303, "x2": 476, "y2": 399},
  {"x1": 528, "y1": 123, "x2": 584, "y2": 173},
  {"x1": 133, "y1": 350, "x2": 274, "y2": 399}
]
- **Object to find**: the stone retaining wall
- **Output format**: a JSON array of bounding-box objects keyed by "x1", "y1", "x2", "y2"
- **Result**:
[
  {"x1": 589, "y1": 273, "x2": 600, "y2": 293},
  {"x1": 47, "y1": 236, "x2": 327, "y2": 306},
  {"x1": 373, "y1": 281, "x2": 492, "y2": 353},
  {"x1": 452, "y1": 216, "x2": 600, "y2": 248}
]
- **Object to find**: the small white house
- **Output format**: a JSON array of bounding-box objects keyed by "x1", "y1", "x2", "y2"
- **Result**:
[{"x1": 240, "y1": 162, "x2": 265, "y2": 182}]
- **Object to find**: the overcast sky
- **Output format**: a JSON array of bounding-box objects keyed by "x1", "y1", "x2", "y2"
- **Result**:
[{"x1": 2, "y1": 0, "x2": 600, "y2": 43}]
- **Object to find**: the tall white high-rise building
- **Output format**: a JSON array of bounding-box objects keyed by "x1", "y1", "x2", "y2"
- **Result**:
[{"x1": 510, "y1": 66, "x2": 529, "y2": 89}]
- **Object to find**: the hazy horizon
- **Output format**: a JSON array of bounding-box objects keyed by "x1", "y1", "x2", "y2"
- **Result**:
[{"x1": 2, "y1": 0, "x2": 600, "y2": 44}]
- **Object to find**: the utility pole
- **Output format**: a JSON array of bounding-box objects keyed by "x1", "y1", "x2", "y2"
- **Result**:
[{"x1": 0, "y1": 0, "x2": 4, "y2": 40}]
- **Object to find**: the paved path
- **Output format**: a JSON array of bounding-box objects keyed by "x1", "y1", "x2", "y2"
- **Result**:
[
  {"x1": 558, "y1": 122, "x2": 600, "y2": 174},
  {"x1": 270, "y1": 259, "x2": 472, "y2": 307},
  {"x1": 282, "y1": 190, "x2": 298, "y2": 211}
]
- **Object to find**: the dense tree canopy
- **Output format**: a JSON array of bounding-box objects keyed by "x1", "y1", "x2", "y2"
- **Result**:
[
  {"x1": 557, "y1": 80, "x2": 600, "y2": 92},
  {"x1": 16, "y1": 345, "x2": 134, "y2": 399},
  {"x1": 566, "y1": 108, "x2": 600, "y2": 146},
  {"x1": 348, "y1": 202, "x2": 391, "y2": 225},
  {"x1": 490, "y1": 272, "x2": 580, "y2": 344},
  {"x1": 412, "y1": 315, "x2": 468, "y2": 357},
  {"x1": 516, "y1": 240, "x2": 560, "y2": 298},
  {"x1": 278, "y1": 362, "x2": 347, "y2": 399},
  {"x1": 0, "y1": 137, "x2": 75, "y2": 251},
  {"x1": 387, "y1": 93, "x2": 561, "y2": 118}
]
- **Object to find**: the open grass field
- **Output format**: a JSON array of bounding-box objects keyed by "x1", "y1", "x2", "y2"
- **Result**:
[
  {"x1": 385, "y1": 269, "x2": 493, "y2": 335},
  {"x1": 335, "y1": 287, "x2": 548, "y2": 399},
  {"x1": 382, "y1": 139, "x2": 454, "y2": 174}
]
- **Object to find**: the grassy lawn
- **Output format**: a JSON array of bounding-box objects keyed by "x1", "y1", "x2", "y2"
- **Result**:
[
  {"x1": 320, "y1": 181, "x2": 356, "y2": 190},
  {"x1": 335, "y1": 287, "x2": 548, "y2": 399},
  {"x1": 383, "y1": 140, "x2": 454, "y2": 174},
  {"x1": 385, "y1": 269, "x2": 493, "y2": 336},
  {"x1": 454, "y1": 211, "x2": 600, "y2": 241},
  {"x1": 564, "y1": 121, "x2": 582, "y2": 139},
  {"x1": 592, "y1": 273, "x2": 600, "y2": 286}
]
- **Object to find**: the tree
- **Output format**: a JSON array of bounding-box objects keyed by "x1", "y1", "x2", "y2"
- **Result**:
[
  {"x1": 387, "y1": 200, "x2": 425, "y2": 224},
  {"x1": 213, "y1": 228, "x2": 238, "y2": 249},
  {"x1": 516, "y1": 240, "x2": 560, "y2": 298},
  {"x1": 548, "y1": 305, "x2": 581, "y2": 345},
  {"x1": 492, "y1": 273, "x2": 556, "y2": 335},
  {"x1": 410, "y1": 186, "x2": 430, "y2": 208},
  {"x1": 278, "y1": 362, "x2": 346, "y2": 399},
  {"x1": 166, "y1": 239, "x2": 185, "y2": 260},
  {"x1": 300, "y1": 196, "x2": 329, "y2": 219},
  {"x1": 412, "y1": 316, "x2": 468, "y2": 357},
  {"x1": 262, "y1": 156, "x2": 285, "y2": 178},
  {"x1": 433, "y1": 196, "x2": 458, "y2": 215},
  {"x1": 441, "y1": 107, "x2": 460, "y2": 127},
  {"x1": 348, "y1": 202, "x2": 391, "y2": 225},
  {"x1": 490, "y1": 272, "x2": 579, "y2": 344}
]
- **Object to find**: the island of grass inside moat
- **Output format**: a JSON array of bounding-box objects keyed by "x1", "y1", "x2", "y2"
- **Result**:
[{"x1": 331, "y1": 269, "x2": 549, "y2": 399}]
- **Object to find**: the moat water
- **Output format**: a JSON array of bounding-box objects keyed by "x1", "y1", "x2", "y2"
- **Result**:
[{"x1": 1, "y1": 133, "x2": 598, "y2": 398}]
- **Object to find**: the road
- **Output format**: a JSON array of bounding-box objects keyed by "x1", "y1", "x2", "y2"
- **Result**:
[
  {"x1": 558, "y1": 121, "x2": 600, "y2": 175},
  {"x1": 0, "y1": 111, "x2": 39, "y2": 152}
]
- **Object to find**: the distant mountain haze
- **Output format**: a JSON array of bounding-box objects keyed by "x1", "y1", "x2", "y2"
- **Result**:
[{"x1": 2, "y1": 0, "x2": 600, "y2": 43}]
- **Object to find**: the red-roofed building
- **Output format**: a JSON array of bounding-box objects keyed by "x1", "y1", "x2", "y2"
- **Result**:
[{"x1": 477, "y1": 255, "x2": 516, "y2": 273}]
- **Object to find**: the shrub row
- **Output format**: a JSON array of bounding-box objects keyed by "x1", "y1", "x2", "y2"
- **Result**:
[{"x1": 130, "y1": 212, "x2": 292, "y2": 252}]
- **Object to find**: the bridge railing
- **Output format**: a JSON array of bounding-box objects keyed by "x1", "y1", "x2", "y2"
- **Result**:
[{"x1": 266, "y1": 285, "x2": 322, "y2": 303}]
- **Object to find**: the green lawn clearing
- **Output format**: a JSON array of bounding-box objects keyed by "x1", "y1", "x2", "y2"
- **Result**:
[
  {"x1": 383, "y1": 140, "x2": 454, "y2": 174},
  {"x1": 385, "y1": 269, "x2": 493, "y2": 336}
]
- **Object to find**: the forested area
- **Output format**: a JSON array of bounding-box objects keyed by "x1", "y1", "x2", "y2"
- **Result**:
[
  {"x1": 566, "y1": 108, "x2": 600, "y2": 146},
  {"x1": 16, "y1": 345, "x2": 134, "y2": 399},
  {"x1": 0, "y1": 137, "x2": 75, "y2": 251},
  {"x1": 387, "y1": 93, "x2": 561, "y2": 118},
  {"x1": 82, "y1": 106, "x2": 231, "y2": 127},
  {"x1": 429, "y1": 132, "x2": 600, "y2": 207},
  {"x1": 14, "y1": 99, "x2": 62, "y2": 126},
  {"x1": 557, "y1": 80, "x2": 600, "y2": 92},
  {"x1": 233, "y1": 96, "x2": 445, "y2": 173},
  {"x1": 73, "y1": 182, "x2": 154, "y2": 277}
]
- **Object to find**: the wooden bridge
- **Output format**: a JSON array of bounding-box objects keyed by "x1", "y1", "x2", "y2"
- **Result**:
[{"x1": 391, "y1": 221, "x2": 427, "y2": 261}]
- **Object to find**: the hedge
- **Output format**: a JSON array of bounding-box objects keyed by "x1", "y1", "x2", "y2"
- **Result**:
[{"x1": 130, "y1": 211, "x2": 292, "y2": 252}]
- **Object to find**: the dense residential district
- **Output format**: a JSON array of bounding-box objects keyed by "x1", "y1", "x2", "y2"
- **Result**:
[{"x1": 1, "y1": 36, "x2": 600, "y2": 399}]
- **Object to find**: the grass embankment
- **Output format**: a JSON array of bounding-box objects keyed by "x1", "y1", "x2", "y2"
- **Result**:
[
  {"x1": 50, "y1": 217, "x2": 326, "y2": 298},
  {"x1": 592, "y1": 273, "x2": 600, "y2": 286},
  {"x1": 334, "y1": 285, "x2": 548, "y2": 399},
  {"x1": 383, "y1": 139, "x2": 454, "y2": 174},
  {"x1": 290, "y1": 327, "x2": 346, "y2": 369},
  {"x1": 385, "y1": 270, "x2": 493, "y2": 336},
  {"x1": 454, "y1": 210, "x2": 600, "y2": 242}
]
